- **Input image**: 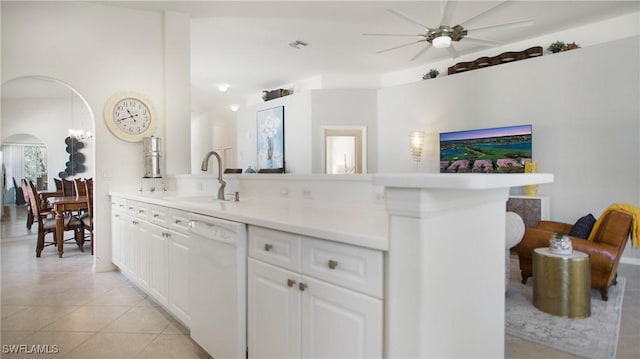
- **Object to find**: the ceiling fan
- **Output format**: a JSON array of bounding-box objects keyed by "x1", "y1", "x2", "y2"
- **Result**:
[{"x1": 364, "y1": 0, "x2": 532, "y2": 60}]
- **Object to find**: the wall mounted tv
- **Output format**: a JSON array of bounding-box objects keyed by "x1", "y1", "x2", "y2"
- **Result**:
[{"x1": 440, "y1": 124, "x2": 532, "y2": 173}]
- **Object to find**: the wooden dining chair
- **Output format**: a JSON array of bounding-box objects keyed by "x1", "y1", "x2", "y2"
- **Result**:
[
  {"x1": 27, "y1": 181, "x2": 82, "y2": 257},
  {"x1": 54, "y1": 178, "x2": 63, "y2": 192},
  {"x1": 61, "y1": 178, "x2": 76, "y2": 196},
  {"x1": 74, "y1": 178, "x2": 87, "y2": 197},
  {"x1": 21, "y1": 179, "x2": 35, "y2": 230},
  {"x1": 80, "y1": 178, "x2": 94, "y2": 255}
]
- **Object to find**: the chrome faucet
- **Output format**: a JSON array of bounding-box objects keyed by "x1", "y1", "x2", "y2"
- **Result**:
[{"x1": 201, "y1": 151, "x2": 226, "y2": 200}]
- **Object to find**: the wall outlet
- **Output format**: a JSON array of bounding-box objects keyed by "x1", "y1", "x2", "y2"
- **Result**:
[{"x1": 302, "y1": 189, "x2": 312, "y2": 199}]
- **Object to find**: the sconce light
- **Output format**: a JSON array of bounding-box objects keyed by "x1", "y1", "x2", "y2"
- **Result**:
[{"x1": 409, "y1": 131, "x2": 426, "y2": 162}]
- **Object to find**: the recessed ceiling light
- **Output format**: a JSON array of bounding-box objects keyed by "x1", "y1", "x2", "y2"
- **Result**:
[
  {"x1": 288, "y1": 40, "x2": 308, "y2": 49},
  {"x1": 218, "y1": 84, "x2": 229, "y2": 92},
  {"x1": 230, "y1": 104, "x2": 239, "y2": 112}
]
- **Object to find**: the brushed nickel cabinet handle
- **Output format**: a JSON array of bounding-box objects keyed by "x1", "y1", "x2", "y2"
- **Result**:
[
  {"x1": 298, "y1": 283, "x2": 307, "y2": 291},
  {"x1": 328, "y1": 260, "x2": 338, "y2": 270},
  {"x1": 175, "y1": 219, "x2": 182, "y2": 224},
  {"x1": 264, "y1": 244, "x2": 273, "y2": 252},
  {"x1": 287, "y1": 279, "x2": 296, "y2": 287}
]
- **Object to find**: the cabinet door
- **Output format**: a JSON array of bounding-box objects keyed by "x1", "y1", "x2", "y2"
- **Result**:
[
  {"x1": 248, "y1": 258, "x2": 301, "y2": 359},
  {"x1": 169, "y1": 230, "x2": 190, "y2": 326},
  {"x1": 126, "y1": 219, "x2": 139, "y2": 280},
  {"x1": 111, "y1": 211, "x2": 126, "y2": 268},
  {"x1": 301, "y1": 276, "x2": 383, "y2": 359},
  {"x1": 148, "y1": 224, "x2": 169, "y2": 308},
  {"x1": 135, "y1": 221, "x2": 150, "y2": 291}
]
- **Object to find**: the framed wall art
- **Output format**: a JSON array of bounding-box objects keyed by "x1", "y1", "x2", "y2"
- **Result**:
[{"x1": 256, "y1": 106, "x2": 284, "y2": 171}]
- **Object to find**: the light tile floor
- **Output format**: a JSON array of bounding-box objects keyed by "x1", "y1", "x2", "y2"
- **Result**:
[
  {"x1": 1, "y1": 205, "x2": 210, "y2": 358},
  {"x1": 1, "y1": 204, "x2": 639, "y2": 358}
]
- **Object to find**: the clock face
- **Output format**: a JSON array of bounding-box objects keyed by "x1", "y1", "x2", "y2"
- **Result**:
[
  {"x1": 113, "y1": 98, "x2": 152, "y2": 135},
  {"x1": 104, "y1": 92, "x2": 156, "y2": 142}
]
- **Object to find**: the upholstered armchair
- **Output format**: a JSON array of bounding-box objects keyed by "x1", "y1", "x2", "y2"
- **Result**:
[{"x1": 517, "y1": 210, "x2": 633, "y2": 300}]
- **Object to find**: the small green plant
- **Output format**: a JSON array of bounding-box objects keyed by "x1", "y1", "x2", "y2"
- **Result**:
[
  {"x1": 548, "y1": 41, "x2": 566, "y2": 53},
  {"x1": 423, "y1": 68, "x2": 440, "y2": 80},
  {"x1": 555, "y1": 232, "x2": 565, "y2": 239}
]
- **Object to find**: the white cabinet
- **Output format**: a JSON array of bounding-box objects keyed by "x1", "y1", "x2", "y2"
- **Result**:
[
  {"x1": 168, "y1": 229, "x2": 190, "y2": 326},
  {"x1": 248, "y1": 259, "x2": 301, "y2": 358},
  {"x1": 148, "y1": 224, "x2": 169, "y2": 307},
  {"x1": 110, "y1": 200, "x2": 127, "y2": 269},
  {"x1": 110, "y1": 196, "x2": 190, "y2": 328},
  {"x1": 247, "y1": 226, "x2": 383, "y2": 359}
]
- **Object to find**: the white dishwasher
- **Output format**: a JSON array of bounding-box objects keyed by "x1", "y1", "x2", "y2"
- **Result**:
[{"x1": 188, "y1": 212, "x2": 247, "y2": 359}]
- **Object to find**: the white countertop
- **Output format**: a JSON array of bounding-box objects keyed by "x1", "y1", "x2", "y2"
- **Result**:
[
  {"x1": 110, "y1": 191, "x2": 389, "y2": 251},
  {"x1": 374, "y1": 173, "x2": 554, "y2": 189}
]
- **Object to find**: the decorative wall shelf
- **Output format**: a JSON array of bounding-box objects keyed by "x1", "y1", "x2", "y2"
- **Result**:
[{"x1": 447, "y1": 46, "x2": 543, "y2": 75}]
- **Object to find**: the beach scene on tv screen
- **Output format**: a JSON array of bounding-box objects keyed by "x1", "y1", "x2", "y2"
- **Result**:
[{"x1": 440, "y1": 124, "x2": 532, "y2": 173}]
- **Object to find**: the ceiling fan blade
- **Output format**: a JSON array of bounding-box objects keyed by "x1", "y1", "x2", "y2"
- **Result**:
[
  {"x1": 447, "y1": 45, "x2": 460, "y2": 59},
  {"x1": 410, "y1": 44, "x2": 433, "y2": 61},
  {"x1": 388, "y1": 8, "x2": 433, "y2": 30},
  {"x1": 468, "y1": 19, "x2": 533, "y2": 33},
  {"x1": 376, "y1": 39, "x2": 425, "y2": 54},
  {"x1": 440, "y1": 0, "x2": 457, "y2": 26},
  {"x1": 461, "y1": 37, "x2": 504, "y2": 47},
  {"x1": 458, "y1": 0, "x2": 510, "y2": 28},
  {"x1": 363, "y1": 33, "x2": 423, "y2": 37}
]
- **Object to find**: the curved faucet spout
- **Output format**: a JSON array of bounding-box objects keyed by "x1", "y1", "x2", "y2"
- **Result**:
[{"x1": 201, "y1": 151, "x2": 226, "y2": 200}]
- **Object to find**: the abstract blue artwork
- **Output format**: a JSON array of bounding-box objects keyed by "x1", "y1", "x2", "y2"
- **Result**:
[{"x1": 256, "y1": 106, "x2": 284, "y2": 170}]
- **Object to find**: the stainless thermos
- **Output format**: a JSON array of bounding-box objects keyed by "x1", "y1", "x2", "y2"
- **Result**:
[{"x1": 143, "y1": 136, "x2": 162, "y2": 178}]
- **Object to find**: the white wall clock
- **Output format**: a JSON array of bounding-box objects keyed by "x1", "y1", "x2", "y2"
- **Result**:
[{"x1": 103, "y1": 92, "x2": 156, "y2": 142}]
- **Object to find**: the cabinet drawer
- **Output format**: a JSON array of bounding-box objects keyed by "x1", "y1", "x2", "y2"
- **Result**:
[
  {"x1": 111, "y1": 197, "x2": 127, "y2": 211},
  {"x1": 169, "y1": 209, "x2": 190, "y2": 234},
  {"x1": 302, "y1": 237, "x2": 383, "y2": 299},
  {"x1": 135, "y1": 202, "x2": 149, "y2": 219},
  {"x1": 249, "y1": 226, "x2": 301, "y2": 272},
  {"x1": 148, "y1": 204, "x2": 169, "y2": 226},
  {"x1": 127, "y1": 201, "x2": 138, "y2": 216}
]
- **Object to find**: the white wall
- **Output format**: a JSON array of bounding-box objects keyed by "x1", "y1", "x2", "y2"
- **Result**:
[
  {"x1": 1, "y1": 1, "x2": 191, "y2": 271},
  {"x1": 378, "y1": 36, "x2": 640, "y2": 259}
]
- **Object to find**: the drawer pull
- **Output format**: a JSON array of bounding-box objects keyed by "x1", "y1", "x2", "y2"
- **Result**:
[
  {"x1": 138, "y1": 209, "x2": 144, "y2": 213},
  {"x1": 162, "y1": 232, "x2": 171, "y2": 238},
  {"x1": 298, "y1": 283, "x2": 307, "y2": 291},
  {"x1": 153, "y1": 214, "x2": 160, "y2": 218},
  {"x1": 175, "y1": 219, "x2": 182, "y2": 224},
  {"x1": 328, "y1": 260, "x2": 339, "y2": 270},
  {"x1": 264, "y1": 244, "x2": 273, "y2": 252},
  {"x1": 287, "y1": 279, "x2": 296, "y2": 287}
]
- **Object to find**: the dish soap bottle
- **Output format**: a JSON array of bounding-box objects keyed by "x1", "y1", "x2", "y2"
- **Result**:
[{"x1": 245, "y1": 166, "x2": 256, "y2": 174}]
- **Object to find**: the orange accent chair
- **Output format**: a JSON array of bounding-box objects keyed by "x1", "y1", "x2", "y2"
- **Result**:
[{"x1": 517, "y1": 210, "x2": 632, "y2": 300}]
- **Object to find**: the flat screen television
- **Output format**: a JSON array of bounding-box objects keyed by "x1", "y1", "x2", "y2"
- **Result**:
[{"x1": 439, "y1": 124, "x2": 532, "y2": 173}]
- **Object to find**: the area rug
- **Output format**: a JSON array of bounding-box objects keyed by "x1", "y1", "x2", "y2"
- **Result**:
[{"x1": 506, "y1": 276, "x2": 625, "y2": 359}]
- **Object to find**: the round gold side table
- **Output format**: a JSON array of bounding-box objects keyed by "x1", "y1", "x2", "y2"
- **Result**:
[{"x1": 532, "y1": 248, "x2": 591, "y2": 318}]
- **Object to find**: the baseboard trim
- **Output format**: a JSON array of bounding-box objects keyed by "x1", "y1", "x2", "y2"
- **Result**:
[{"x1": 620, "y1": 257, "x2": 640, "y2": 266}]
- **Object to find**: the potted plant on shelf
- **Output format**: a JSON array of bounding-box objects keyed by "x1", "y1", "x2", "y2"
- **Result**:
[
  {"x1": 548, "y1": 41, "x2": 566, "y2": 53},
  {"x1": 422, "y1": 68, "x2": 440, "y2": 80},
  {"x1": 565, "y1": 42, "x2": 581, "y2": 51}
]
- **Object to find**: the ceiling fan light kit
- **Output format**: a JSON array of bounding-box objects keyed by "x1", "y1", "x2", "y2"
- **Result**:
[{"x1": 432, "y1": 35, "x2": 452, "y2": 49}]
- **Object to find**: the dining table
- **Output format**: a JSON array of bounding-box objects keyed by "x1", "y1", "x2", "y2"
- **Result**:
[{"x1": 47, "y1": 195, "x2": 88, "y2": 258}]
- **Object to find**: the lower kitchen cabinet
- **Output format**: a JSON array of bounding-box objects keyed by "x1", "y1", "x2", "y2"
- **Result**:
[
  {"x1": 148, "y1": 223, "x2": 170, "y2": 307},
  {"x1": 110, "y1": 197, "x2": 190, "y2": 328},
  {"x1": 248, "y1": 259, "x2": 301, "y2": 358},
  {"x1": 247, "y1": 226, "x2": 383, "y2": 359},
  {"x1": 168, "y1": 229, "x2": 190, "y2": 326}
]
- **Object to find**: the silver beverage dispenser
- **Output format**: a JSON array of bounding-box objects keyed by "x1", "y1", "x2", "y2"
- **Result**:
[{"x1": 143, "y1": 136, "x2": 162, "y2": 178}]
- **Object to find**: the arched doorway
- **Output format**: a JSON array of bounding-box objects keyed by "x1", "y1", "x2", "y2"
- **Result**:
[{"x1": 1, "y1": 76, "x2": 95, "y2": 263}]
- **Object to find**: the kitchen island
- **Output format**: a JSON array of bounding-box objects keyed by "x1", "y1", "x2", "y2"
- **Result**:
[{"x1": 111, "y1": 172, "x2": 553, "y2": 358}]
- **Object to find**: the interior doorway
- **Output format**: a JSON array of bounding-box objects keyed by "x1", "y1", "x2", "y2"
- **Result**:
[{"x1": 322, "y1": 126, "x2": 367, "y2": 174}]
